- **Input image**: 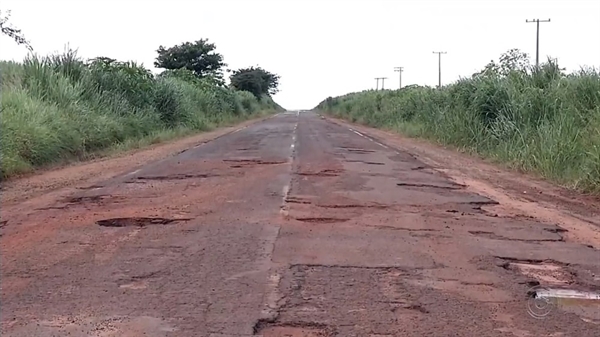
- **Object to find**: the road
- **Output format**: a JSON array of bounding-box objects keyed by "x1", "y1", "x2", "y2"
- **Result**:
[{"x1": 1, "y1": 111, "x2": 599, "y2": 336}]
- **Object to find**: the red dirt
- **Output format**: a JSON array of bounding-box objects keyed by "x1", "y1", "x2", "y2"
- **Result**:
[{"x1": 1, "y1": 111, "x2": 599, "y2": 336}]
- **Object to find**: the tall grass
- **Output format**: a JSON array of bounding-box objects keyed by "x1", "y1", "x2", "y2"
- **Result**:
[
  {"x1": 317, "y1": 60, "x2": 600, "y2": 194},
  {"x1": 0, "y1": 50, "x2": 283, "y2": 179}
]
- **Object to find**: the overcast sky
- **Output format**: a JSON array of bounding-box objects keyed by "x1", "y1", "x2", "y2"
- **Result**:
[{"x1": 1, "y1": 0, "x2": 599, "y2": 109}]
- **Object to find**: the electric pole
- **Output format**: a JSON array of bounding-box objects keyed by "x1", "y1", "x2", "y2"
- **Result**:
[
  {"x1": 432, "y1": 51, "x2": 447, "y2": 88},
  {"x1": 394, "y1": 67, "x2": 404, "y2": 89},
  {"x1": 375, "y1": 78, "x2": 380, "y2": 90},
  {"x1": 375, "y1": 77, "x2": 387, "y2": 90},
  {"x1": 526, "y1": 18, "x2": 551, "y2": 68}
]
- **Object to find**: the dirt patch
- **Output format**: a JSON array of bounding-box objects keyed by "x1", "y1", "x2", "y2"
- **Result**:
[{"x1": 96, "y1": 217, "x2": 190, "y2": 228}]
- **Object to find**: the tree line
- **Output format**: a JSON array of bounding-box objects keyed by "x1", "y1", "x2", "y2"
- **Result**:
[{"x1": 0, "y1": 10, "x2": 280, "y2": 99}]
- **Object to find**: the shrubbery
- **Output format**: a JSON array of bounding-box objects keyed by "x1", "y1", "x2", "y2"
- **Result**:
[{"x1": 317, "y1": 50, "x2": 600, "y2": 193}]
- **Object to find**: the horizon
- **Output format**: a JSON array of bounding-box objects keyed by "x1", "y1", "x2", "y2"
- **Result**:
[{"x1": 1, "y1": 0, "x2": 599, "y2": 110}]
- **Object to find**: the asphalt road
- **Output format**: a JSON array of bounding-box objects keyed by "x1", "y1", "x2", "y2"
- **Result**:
[{"x1": 2, "y1": 111, "x2": 599, "y2": 336}]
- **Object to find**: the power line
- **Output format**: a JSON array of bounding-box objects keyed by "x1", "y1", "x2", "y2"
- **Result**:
[
  {"x1": 526, "y1": 18, "x2": 551, "y2": 68},
  {"x1": 375, "y1": 77, "x2": 387, "y2": 90},
  {"x1": 432, "y1": 51, "x2": 447, "y2": 88},
  {"x1": 394, "y1": 67, "x2": 404, "y2": 89}
]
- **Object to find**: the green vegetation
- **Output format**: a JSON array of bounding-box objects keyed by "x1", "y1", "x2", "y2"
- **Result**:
[
  {"x1": 230, "y1": 66, "x2": 280, "y2": 99},
  {"x1": 317, "y1": 49, "x2": 600, "y2": 193},
  {"x1": 1, "y1": 43, "x2": 282, "y2": 180}
]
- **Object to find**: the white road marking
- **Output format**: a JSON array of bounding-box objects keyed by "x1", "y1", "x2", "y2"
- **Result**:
[
  {"x1": 124, "y1": 168, "x2": 141, "y2": 177},
  {"x1": 347, "y1": 126, "x2": 391, "y2": 149}
]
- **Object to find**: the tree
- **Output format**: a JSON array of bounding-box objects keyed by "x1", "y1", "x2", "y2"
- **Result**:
[
  {"x1": 229, "y1": 66, "x2": 280, "y2": 98},
  {"x1": 473, "y1": 48, "x2": 530, "y2": 78},
  {"x1": 154, "y1": 39, "x2": 226, "y2": 83},
  {"x1": 0, "y1": 10, "x2": 32, "y2": 51}
]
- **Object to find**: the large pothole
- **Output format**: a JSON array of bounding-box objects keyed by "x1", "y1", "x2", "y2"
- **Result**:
[
  {"x1": 254, "y1": 324, "x2": 333, "y2": 337},
  {"x1": 96, "y1": 217, "x2": 190, "y2": 228},
  {"x1": 497, "y1": 257, "x2": 574, "y2": 286}
]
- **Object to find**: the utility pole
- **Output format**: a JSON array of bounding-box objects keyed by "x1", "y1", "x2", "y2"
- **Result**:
[
  {"x1": 526, "y1": 18, "x2": 551, "y2": 68},
  {"x1": 375, "y1": 77, "x2": 387, "y2": 90},
  {"x1": 394, "y1": 67, "x2": 404, "y2": 89},
  {"x1": 375, "y1": 78, "x2": 380, "y2": 90},
  {"x1": 432, "y1": 51, "x2": 447, "y2": 88}
]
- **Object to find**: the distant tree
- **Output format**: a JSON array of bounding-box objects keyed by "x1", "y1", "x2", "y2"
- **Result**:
[
  {"x1": 229, "y1": 66, "x2": 280, "y2": 98},
  {"x1": 154, "y1": 39, "x2": 226, "y2": 84},
  {"x1": 473, "y1": 48, "x2": 531, "y2": 78},
  {"x1": 0, "y1": 10, "x2": 32, "y2": 51}
]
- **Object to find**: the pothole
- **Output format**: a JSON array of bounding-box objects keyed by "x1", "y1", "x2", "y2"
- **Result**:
[
  {"x1": 254, "y1": 323, "x2": 333, "y2": 337},
  {"x1": 135, "y1": 173, "x2": 217, "y2": 181},
  {"x1": 294, "y1": 217, "x2": 350, "y2": 224},
  {"x1": 96, "y1": 217, "x2": 190, "y2": 228},
  {"x1": 76, "y1": 184, "x2": 104, "y2": 190},
  {"x1": 496, "y1": 257, "x2": 573, "y2": 285},
  {"x1": 223, "y1": 159, "x2": 287, "y2": 165},
  {"x1": 316, "y1": 203, "x2": 388, "y2": 209},
  {"x1": 543, "y1": 227, "x2": 569, "y2": 234},
  {"x1": 344, "y1": 160, "x2": 385, "y2": 165},
  {"x1": 338, "y1": 147, "x2": 376, "y2": 154},
  {"x1": 297, "y1": 169, "x2": 342, "y2": 177},
  {"x1": 468, "y1": 230, "x2": 562, "y2": 242},
  {"x1": 397, "y1": 182, "x2": 466, "y2": 190},
  {"x1": 285, "y1": 197, "x2": 313, "y2": 204}
]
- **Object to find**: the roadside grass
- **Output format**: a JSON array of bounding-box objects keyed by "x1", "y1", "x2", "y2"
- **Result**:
[
  {"x1": 317, "y1": 60, "x2": 600, "y2": 194},
  {"x1": 0, "y1": 50, "x2": 283, "y2": 180}
]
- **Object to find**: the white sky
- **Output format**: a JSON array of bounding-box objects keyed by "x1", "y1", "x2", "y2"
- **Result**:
[{"x1": 1, "y1": 0, "x2": 599, "y2": 109}]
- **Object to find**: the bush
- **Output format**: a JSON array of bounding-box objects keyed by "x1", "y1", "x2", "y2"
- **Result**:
[
  {"x1": 316, "y1": 56, "x2": 600, "y2": 194},
  {"x1": 0, "y1": 50, "x2": 283, "y2": 180}
]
